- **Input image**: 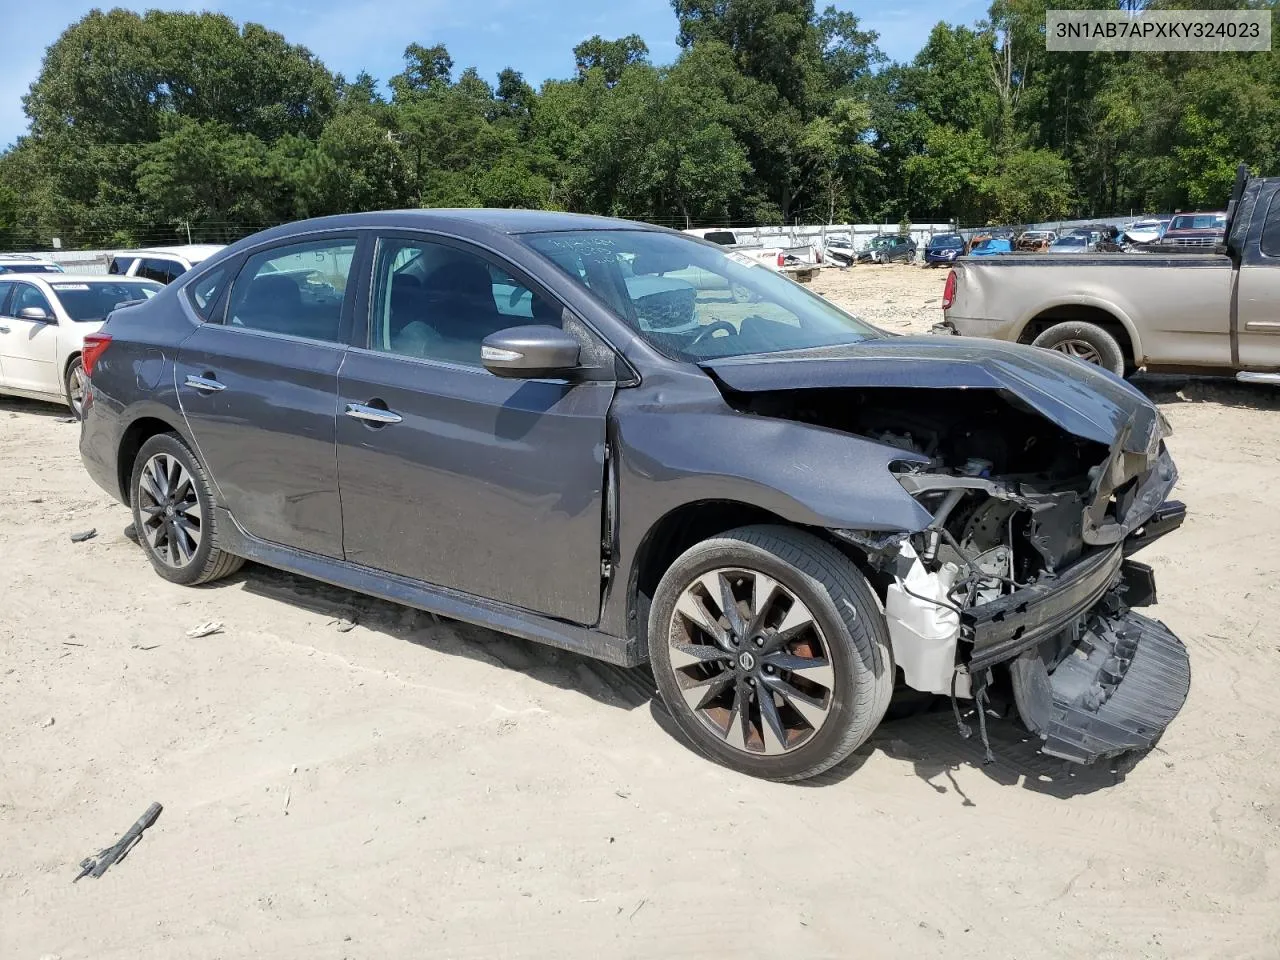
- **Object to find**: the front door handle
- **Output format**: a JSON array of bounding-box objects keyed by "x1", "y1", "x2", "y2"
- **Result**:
[
  {"x1": 345, "y1": 402, "x2": 402, "y2": 425},
  {"x1": 185, "y1": 374, "x2": 226, "y2": 393},
  {"x1": 0, "y1": 324, "x2": 9, "y2": 333}
]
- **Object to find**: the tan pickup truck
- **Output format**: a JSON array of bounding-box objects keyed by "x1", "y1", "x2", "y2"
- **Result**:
[{"x1": 934, "y1": 170, "x2": 1280, "y2": 381}]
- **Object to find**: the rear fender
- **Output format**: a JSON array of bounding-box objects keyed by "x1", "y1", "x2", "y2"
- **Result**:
[{"x1": 1017, "y1": 295, "x2": 1144, "y2": 363}]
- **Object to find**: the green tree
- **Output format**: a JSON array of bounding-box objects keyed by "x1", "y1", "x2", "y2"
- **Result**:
[{"x1": 573, "y1": 35, "x2": 650, "y2": 86}]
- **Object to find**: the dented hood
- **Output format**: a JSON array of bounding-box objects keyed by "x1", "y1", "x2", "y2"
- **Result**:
[{"x1": 701, "y1": 336, "x2": 1163, "y2": 452}]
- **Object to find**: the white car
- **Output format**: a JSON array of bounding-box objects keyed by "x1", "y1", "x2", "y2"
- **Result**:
[
  {"x1": 0, "y1": 274, "x2": 162, "y2": 416},
  {"x1": 108, "y1": 244, "x2": 224, "y2": 284},
  {"x1": 0, "y1": 254, "x2": 65, "y2": 276},
  {"x1": 1123, "y1": 219, "x2": 1167, "y2": 244}
]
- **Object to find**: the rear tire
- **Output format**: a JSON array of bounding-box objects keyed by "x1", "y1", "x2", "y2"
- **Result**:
[
  {"x1": 129, "y1": 433, "x2": 244, "y2": 586},
  {"x1": 649, "y1": 525, "x2": 894, "y2": 782},
  {"x1": 1031, "y1": 321, "x2": 1126, "y2": 376}
]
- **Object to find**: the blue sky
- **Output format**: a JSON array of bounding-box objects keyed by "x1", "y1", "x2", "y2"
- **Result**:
[{"x1": 0, "y1": 0, "x2": 988, "y2": 149}]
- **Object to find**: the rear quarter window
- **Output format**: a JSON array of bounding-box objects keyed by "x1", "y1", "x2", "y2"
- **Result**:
[{"x1": 187, "y1": 266, "x2": 231, "y2": 321}]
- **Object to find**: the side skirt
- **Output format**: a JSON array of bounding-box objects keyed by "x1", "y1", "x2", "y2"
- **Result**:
[{"x1": 216, "y1": 507, "x2": 643, "y2": 667}]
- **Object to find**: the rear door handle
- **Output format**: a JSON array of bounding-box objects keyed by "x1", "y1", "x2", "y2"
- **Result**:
[
  {"x1": 0, "y1": 325, "x2": 9, "y2": 333},
  {"x1": 185, "y1": 374, "x2": 226, "y2": 393},
  {"x1": 345, "y1": 402, "x2": 402, "y2": 425}
]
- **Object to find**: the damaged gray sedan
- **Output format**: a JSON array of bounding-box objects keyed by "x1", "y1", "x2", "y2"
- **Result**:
[{"x1": 79, "y1": 211, "x2": 1189, "y2": 781}]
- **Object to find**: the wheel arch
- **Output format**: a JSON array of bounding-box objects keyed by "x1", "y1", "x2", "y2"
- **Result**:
[
  {"x1": 63, "y1": 350, "x2": 82, "y2": 380},
  {"x1": 626, "y1": 499, "x2": 876, "y2": 660},
  {"x1": 1016, "y1": 299, "x2": 1143, "y2": 369},
  {"x1": 115, "y1": 412, "x2": 192, "y2": 503}
]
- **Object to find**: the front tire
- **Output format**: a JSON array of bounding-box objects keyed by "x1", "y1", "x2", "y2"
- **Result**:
[
  {"x1": 649, "y1": 525, "x2": 894, "y2": 782},
  {"x1": 129, "y1": 433, "x2": 244, "y2": 586},
  {"x1": 1031, "y1": 321, "x2": 1126, "y2": 376}
]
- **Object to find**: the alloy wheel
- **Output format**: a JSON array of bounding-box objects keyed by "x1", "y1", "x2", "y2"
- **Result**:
[
  {"x1": 1051, "y1": 339, "x2": 1103, "y2": 365},
  {"x1": 667, "y1": 567, "x2": 835, "y2": 755},
  {"x1": 67, "y1": 362, "x2": 87, "y2": 418},
  {"x1": 136, "y1": 452, "x2": 203, "y2": 568}
]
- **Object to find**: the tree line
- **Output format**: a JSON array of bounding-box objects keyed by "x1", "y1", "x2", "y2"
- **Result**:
[{"x1": 0, "y1": 0, "x2": 1276, "y2": 250}]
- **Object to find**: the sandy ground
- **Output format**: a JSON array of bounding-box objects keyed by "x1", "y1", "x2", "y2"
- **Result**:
[{"x1": 3, "y1": 263, "x2": 1279, "y2": 959}]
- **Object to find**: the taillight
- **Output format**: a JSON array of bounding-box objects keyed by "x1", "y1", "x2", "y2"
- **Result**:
[
  {"x1": 941, "y1": 269, "x2": 957, "y2": 311},
  {"x1": 776, "y1": 252, "x2": 786, "y2": 267},
  {"x1": 82, "y1": 333, "x2": 112, "y2": 376}
]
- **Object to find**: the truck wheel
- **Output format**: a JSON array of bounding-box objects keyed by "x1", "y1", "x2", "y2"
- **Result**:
[
  {"x1": 649, "y1": 525, "x2": 894, "y2": 782},
  {"x1": 1031, "y1": 321, "x2": 1125, "y2": 376}
]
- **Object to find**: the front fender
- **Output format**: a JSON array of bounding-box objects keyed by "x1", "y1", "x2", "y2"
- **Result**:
[{"x1": 614, "y1": 406, "x2": 931, "y2": 535}]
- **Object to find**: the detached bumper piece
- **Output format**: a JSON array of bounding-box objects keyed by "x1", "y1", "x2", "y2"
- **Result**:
[{"x1": 1011, "y1": 610, "x2": 1191, "y2": 764}]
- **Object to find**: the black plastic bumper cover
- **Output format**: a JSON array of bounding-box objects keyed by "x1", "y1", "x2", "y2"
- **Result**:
[{"x1": 1037, "y1": 611, "x2": 1190, "y2": 763}]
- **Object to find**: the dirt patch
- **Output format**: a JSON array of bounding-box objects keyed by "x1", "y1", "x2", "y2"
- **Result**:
[
  {"x1": 811, "y1": 261, "x2": 948, "y2": 333},
  {"x1": 1, "y1": 269, "x2": 1278, "y2": 958}
]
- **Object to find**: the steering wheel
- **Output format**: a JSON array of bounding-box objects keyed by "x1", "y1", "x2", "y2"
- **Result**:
[{"x1": 688, "y1": 320, "x2": 737, "y2": 348}]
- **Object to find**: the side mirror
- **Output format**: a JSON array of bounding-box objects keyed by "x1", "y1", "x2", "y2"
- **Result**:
[
  {"x1": 19, "y1": 306, "x2": 53, "y2": 322},
  {"x1": 481, "y1": 325, "x2": 581, "y2": 379}
]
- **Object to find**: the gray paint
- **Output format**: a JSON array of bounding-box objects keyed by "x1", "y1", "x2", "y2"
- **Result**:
[{"x1": 79, "y1": 208, "x2": 1172, "y2": 666}]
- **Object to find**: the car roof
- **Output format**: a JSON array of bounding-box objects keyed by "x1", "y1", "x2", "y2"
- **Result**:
[
  {"x1": 0, "y1": 253, "x2": 60, "y2": 263},
  {"x1": 298, "y1": 209, "x2": 654, "y2": 236},
  {"x1": 116, "y1": 244, "x2": 226, "y2": 260},
  {"x1": 189, "y1": 209, "x2": 673, "y2": 270},
  {"x1": 202, "y1": 209, "x2": 668, "y2": 264},
  {"x1": 34, "y1": 273, "x2": 161, "y2": 284}
]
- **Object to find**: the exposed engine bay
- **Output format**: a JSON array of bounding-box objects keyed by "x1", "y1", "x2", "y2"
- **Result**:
[{"x1": 726, "y1": 385, "x2": 1190, "y2": 764}]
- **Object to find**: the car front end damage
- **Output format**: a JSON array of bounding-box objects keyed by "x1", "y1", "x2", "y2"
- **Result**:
[
  {"x1": 704, "y1": 339, "x2": 1193, "y2": 765},
  {"x1": 844, "y1": 420, "x2": 1188, "y2": 764}
]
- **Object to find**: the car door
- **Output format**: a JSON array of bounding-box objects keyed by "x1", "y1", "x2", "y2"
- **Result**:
[
  {"x1": 335, "y1": 232, "x2": 616, "y2": 625},
  {"x1": 0, "y1": 281, "x2": 61, "y2": 395},
  {"x1": 174, "y1": 234, "x2": 365, "y2": 559},
  {"x1": 1237, "y1": 188, "x2": 1280, "y2": 370}
]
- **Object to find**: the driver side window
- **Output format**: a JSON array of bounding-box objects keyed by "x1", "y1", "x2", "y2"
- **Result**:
[
  {"x1": 11, "y1": 283, "x2": 54, "y2": 318},
  {"x1": 369, "y1": 237, "x2": 562, "y2": 367}
]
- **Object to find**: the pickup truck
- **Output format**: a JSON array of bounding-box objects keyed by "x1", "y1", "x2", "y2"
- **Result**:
[
  {"x1": 683, "y1": 227, "x2": 822, "y2": 281},
  {"x1": 935, "y1": 167, "x2": 1280, "y2": 381}
]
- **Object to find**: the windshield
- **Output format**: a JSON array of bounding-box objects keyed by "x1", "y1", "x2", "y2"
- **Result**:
[
  {"x1": 0, "y1": 263, "x2": 64, "y2": 274},
  {"x1": 50, "y1": 280, "x2": 163, "y2": 321},
  {"x1": 930, "y1": 235, "x2": 963, "y2": 248},
  {"x1": 522, "y1": 230, "x2": 879, "y2": 361},
  {"x1": 1169, "y1": 214, "x2": 1225, "y2": 230}
]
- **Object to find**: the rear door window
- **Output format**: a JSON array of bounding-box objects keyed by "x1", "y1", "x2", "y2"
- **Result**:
[
  {"x1": 226, "y1": 239, "x2": 356, "y2": 343},
  {"x1": 109, "y1": 256, "x2": 137, "y2": 276},
  {"x1": 1260, "y1": 193, "x2": 1280, "y2": 258},
  {"x1": 137, "y1": 258, "x2": 179, "y2": 283}
]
